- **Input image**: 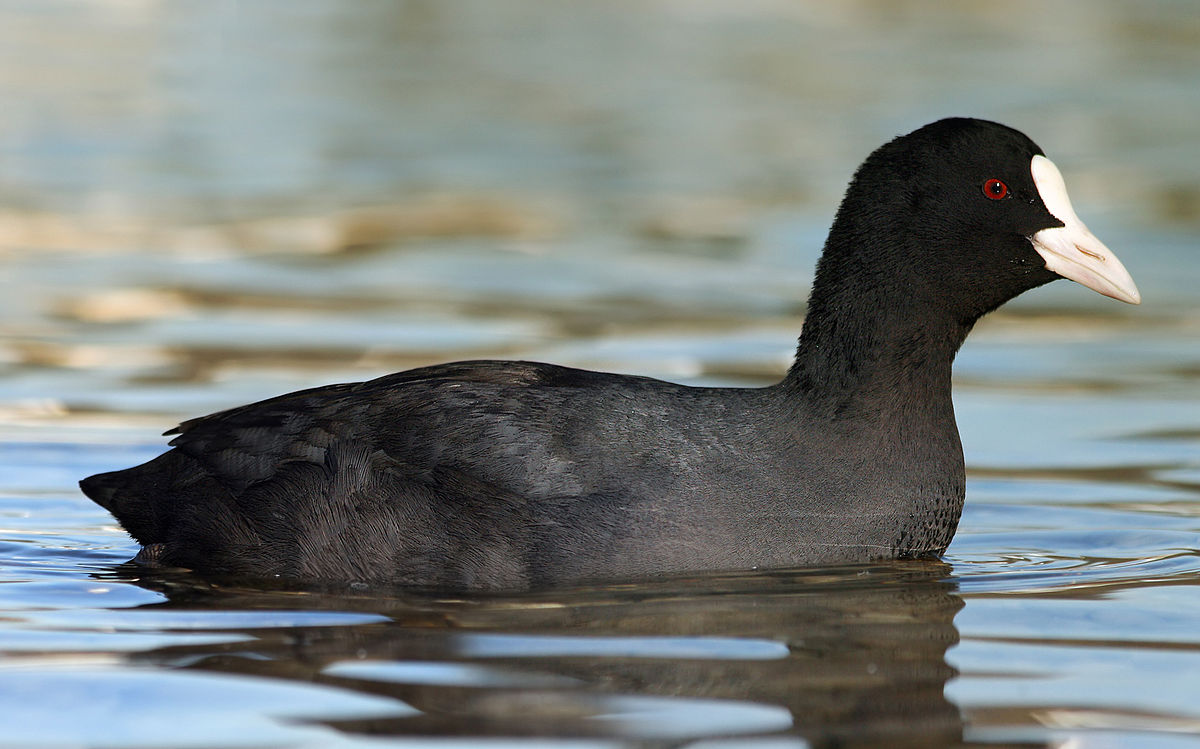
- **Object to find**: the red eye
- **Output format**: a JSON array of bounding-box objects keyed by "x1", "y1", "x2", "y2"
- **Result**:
[{"x1": 983, "y1": 178, "x2": 1008, "y2": 200}]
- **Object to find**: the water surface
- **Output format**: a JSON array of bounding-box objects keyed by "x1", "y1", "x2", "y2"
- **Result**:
[{"x1": 2, "y1": 2, "x2": 1199, "y2": 747}]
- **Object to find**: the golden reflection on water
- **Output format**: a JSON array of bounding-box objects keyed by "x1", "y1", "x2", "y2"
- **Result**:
[{"x1": 0, "y1": 194, "x2": 557, "y2": 256}]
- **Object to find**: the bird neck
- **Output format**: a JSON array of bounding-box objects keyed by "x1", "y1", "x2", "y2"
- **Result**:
[{"x1": 783, "y1": 276, "x2": 974, "y2": 418}]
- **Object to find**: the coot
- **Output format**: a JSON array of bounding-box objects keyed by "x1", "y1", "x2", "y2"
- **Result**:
[{"x1": 81, "y1": 118, "x2": 1140, "y2": 590}]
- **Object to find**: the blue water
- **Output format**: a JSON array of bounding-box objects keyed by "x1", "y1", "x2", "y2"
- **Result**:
[{"x1": 3, "y1": 2, "x2": 1200, "y2": 747}]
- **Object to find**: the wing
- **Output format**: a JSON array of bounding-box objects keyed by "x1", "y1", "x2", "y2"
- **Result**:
[{"x1": 162, "y1": 359, "x2": 625, "y2": 494}]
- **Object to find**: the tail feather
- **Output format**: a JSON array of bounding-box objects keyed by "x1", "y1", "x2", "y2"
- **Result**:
[
  {"x1": 80, "y1": 450, "x2": 195, "y2": 546},
  {"x1": 78, "y1": 471, "x2": 120, "y2": 512},
  {"x1": 80, "y1": 470, "x2": 160, "y2": 546},
  {"x1": 81, "y1": 448, "x2": 281, "y2": 576}
]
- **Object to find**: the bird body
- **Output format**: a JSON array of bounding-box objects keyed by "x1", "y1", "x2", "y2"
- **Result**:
[{"x1": 81, "y1": 118, "x2": 1140, "y2": 589}]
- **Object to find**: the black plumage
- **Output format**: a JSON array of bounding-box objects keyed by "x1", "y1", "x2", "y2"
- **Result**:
[{"x1": 81, "y1": 118, "x2": 1138, "y2": 589}]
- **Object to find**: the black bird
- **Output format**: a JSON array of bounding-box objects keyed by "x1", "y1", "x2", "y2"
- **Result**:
[{"x1": 81, "y1": 118, "x2": 1140, "y2": 590}]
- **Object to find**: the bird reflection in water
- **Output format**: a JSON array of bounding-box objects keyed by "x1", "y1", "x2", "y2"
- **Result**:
[{"x1": 101, "y1": 561, "x2": 1016, "y2": 746}]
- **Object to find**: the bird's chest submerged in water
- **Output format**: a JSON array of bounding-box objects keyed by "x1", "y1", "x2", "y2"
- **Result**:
[{"x1": 728, "y1": 417, "x2": 968, "y2": 563}]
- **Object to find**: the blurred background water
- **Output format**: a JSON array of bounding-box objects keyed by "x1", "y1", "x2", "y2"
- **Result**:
[{"x1": 2, "y1": 1, "x2": 1199, "y2": 747}]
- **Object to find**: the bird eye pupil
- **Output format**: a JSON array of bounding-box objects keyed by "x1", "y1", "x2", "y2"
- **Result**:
[{"x1": 984, "y1": 179, "x2": 1008, "y2": 200}]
